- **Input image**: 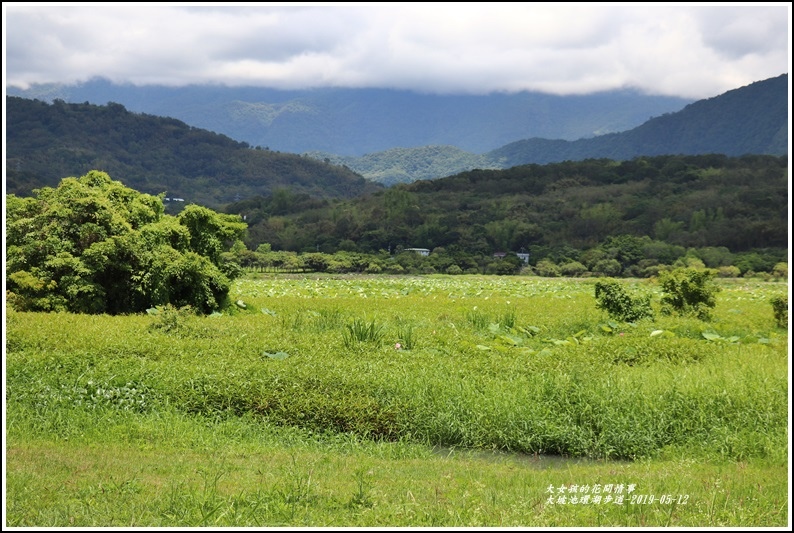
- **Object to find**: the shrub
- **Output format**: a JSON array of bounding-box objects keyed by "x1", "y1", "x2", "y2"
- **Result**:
[
  {"x1": 445, "y1": 264, "x2": 463, "y2": 275},
  {"x1": 559, "y1": 261, "x2": 588, "y2": 277},
  {"x1": 771, "y1": 262, "x2": 787, "y2": 280},
  {"x1": 594, "y1": 278, "x2": 654, "y2": 322},
  {"x1": 717, "y1": 265, "x2": 741, "y2": 278},
  {"x1": 534, "y1": 259, "x2": 561, "y2": 277},
  {"x1": 659, "y1": 267, "x2": 720, "y2": 320},
  {"x1": 592, "y1": 258, "x2": 622, "y2": 277},
  {"x1": 147, "y1": 304, "x2": 196, "y2": 336},
  {"x1": 364, "y1": 262, "x2": 383, "y2": 274},
  {"x1": 770, "y1": 296, "x2": 788, "y2": 328}
]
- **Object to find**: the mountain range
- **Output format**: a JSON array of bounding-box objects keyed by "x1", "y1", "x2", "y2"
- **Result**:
[
  {"x1": 306, "y1": 74, "x2": 788, "y2": 183},
  {"x1": 5, "y1": 73, "x2": 788, "y2": 203},
  {"x1": 7, "y1": 78, "x2": 693, "y2": 156}
]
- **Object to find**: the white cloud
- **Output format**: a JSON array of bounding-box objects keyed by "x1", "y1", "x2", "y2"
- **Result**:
[{"x1": 3, "y1": 3, "x2": 790, "y2": 98}]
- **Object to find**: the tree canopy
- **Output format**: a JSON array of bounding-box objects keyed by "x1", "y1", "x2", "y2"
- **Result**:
[{"x1": 6, "y1": 171, "x2": 247, "y2": 314}]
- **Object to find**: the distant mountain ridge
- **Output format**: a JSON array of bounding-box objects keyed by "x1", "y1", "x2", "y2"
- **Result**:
[
  {"x1": 5, "y1": 74, "x2": 787, "y2": 194},
  {"x1": 6, "y1": 78, "x2": 693, "y2": 156},
  {"x1": 306, "y1": 74, "x2": 788, "y2": 183},
  {"x1": 488, "y1": 73, "x2": 789, "y2": 168}
]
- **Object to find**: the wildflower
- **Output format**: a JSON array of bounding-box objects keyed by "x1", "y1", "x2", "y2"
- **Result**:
[{"x1": 395, "y1": 343, "x2": 402, "y2": 350}]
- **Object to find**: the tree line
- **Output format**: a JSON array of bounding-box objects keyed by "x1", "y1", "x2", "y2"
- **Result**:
[{"x1": 226, "y1": 154, "x2": 788, "y2": 267}]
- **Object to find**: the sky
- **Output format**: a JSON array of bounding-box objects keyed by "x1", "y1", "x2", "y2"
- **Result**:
[{"x1": 2, "y1": 3, "x2": 792, "y2": 99}]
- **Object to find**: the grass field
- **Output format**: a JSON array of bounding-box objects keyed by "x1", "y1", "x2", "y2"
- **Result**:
[{"x1": 4, "y1": 274, "x2": 790, "y2": 526}]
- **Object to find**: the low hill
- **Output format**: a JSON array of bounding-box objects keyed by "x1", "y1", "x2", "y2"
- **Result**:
[
  {"x1": 227, "y1": 154, "x2": 789, "y2": 256},
  {"x1": 5, "y1": 97, "x2": 381, "y2": 209},
  {"x1": 304, "y1": 145, "x2": 501, "y2": 186}
]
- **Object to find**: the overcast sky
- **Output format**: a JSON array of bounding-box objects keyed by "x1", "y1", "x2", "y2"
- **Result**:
[{"x1": 3, "y1": 3, "x2": 791, "y2": 99}]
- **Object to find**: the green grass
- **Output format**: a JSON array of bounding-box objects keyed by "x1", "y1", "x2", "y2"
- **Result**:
[{"x1": 5, "y1": 275, "x2": 789, "y2": 526}]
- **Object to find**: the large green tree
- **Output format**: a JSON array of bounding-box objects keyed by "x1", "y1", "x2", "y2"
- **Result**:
[{"x1": 6, "y1": 171, "x2": 246, "y2": 314}]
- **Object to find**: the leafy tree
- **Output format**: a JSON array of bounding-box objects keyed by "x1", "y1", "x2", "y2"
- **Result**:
[
  {"x1": 5, "y1": 171, "x2": 246, "y2": 314},
  {"x1": 658, "y1": 267, "x2": 720, "y2": 320}
]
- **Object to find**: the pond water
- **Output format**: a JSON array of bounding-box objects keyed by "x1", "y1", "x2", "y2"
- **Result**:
[{"x1": 431, "y1": 446, "x2": 622, "y2": 469}]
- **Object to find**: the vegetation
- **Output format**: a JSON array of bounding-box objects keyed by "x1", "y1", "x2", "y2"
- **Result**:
[
  {"x1": 5, "y1": 74, "x2": 788, "y2": 527},
  {"x1": 659, "y1": 268, "x2": 721, "y2": 321},
  {"x1": 594, "y1": 278, "x2": 654, "y2": 322},
  {"x1": 305, "y1": 145, "x2": 501, "y2": 185},
  {"x1": 770, "y1": 295, "x2": 788, "y2": 328},
  {"x1": 5, "y1": 171, "x2": 246, "y2": 314},
  {"x1": 5, "y1": 96, "x2": 381, "y2": 210},
  {"x1": 227, "y1": 155, "x2": 787, "y2": 271},
  {"x1": 6, "y1": 275, "x2": 788, "y2": 526}
]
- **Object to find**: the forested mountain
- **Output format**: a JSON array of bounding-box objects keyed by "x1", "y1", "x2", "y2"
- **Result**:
[
  {"x1": 8, "y1": 75, "x2": 783, "y2": 187},
  {"x1": 5, "y1": 97, "x2": 381, "y2": 209},
  {"x1": 303, "y1": 74, "x2": 789, "y2": 183},
  {"x1": 488, "y1": 74, "x2": 788, "y2": 167},
  {"x1": 6, "y1": 78, "x2": 692, "y2": 156},
  {"x1": 226, "y1": 154, "x2": 788, "y2": 261}
]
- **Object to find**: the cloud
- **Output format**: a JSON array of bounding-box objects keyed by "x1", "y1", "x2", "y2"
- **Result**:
[{"x1": 4, "y1": 3, "x2": 790, "y2": 98}]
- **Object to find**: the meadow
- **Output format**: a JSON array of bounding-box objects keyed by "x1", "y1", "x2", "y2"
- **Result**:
[{"x1": 4, "y1": 274, "x2": 789, "y2": 527}]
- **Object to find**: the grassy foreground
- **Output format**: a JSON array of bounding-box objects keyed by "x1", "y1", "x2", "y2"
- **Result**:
[{"x1": 4, "y1": 274, "x2": 790, "y2": 527}]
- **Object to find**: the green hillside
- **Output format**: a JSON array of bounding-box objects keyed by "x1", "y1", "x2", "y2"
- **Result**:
[
  {"x1": 304, "y1": 145, "x2": 501, "y2": 185},
  {"x1": 227, "y1": 154, "x2": 788, "y2": 263},
  {"x1": 6, "y1": 97, "x2": 382, "y2": 210}
]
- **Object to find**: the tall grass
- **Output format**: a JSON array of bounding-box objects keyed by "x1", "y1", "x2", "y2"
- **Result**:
[
  {"x1": 5, "y1": 275, "x2": 789, "y2": 526},
  {"x1": 342, "y1": 317, "x2": 385, "y2": 349},
  {"x1": 7, "y1": 276, "x2": 786, "y2": 460}
]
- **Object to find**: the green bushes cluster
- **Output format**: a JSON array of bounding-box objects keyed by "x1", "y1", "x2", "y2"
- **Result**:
[
  {"x1": 594, "y1": 279, "x2": 653, "y2": 322},
  {"x1": 770, "y1": 296, "x2": 788, "y2": 328},
  {"x1": 659, "y1": 268, "x2": 720, "y2": 320},
  {"x1": 594, "y1": 268, "x2": 725, "y2": 323},
  {"x1": 5, "y1": 171, "x2": 246, "y2": 314}
]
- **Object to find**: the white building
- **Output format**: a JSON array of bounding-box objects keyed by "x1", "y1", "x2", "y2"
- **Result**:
[{"x1": 405, "y1": 248, "x2": 431, "y2": 256}]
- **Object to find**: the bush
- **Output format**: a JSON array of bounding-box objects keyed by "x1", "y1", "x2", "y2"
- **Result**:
[
  {"x1": 771, "y1": 262, "x2": 787, "y2": 280},
  {"x1": 559, "y1": 261, "x2": 588, "y2": 277},
  {"x1": 659, "y1": 267, "x2": 720, "y2": 320},
  {"x1": 770, "y1": 296, "x2": 788, "y2": 328},
  {"x1": 534, "y1": 259, "x2": 561, "y2": 277},
  {"x1": 594, "y1": 278, "x2": 654, "y2": 322},
  {"x1": 717, "y1": 265, "x2": 741, "y2": 278},
  {"x1": 446, "y1": 264, "x2": 463, "y2": 275},
  {"x1": 591, "y1": 259, "x2": 622, "y2": 277},
  {"x1": 147, "y1": 304, "x2": 196, "y2": 335}
]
